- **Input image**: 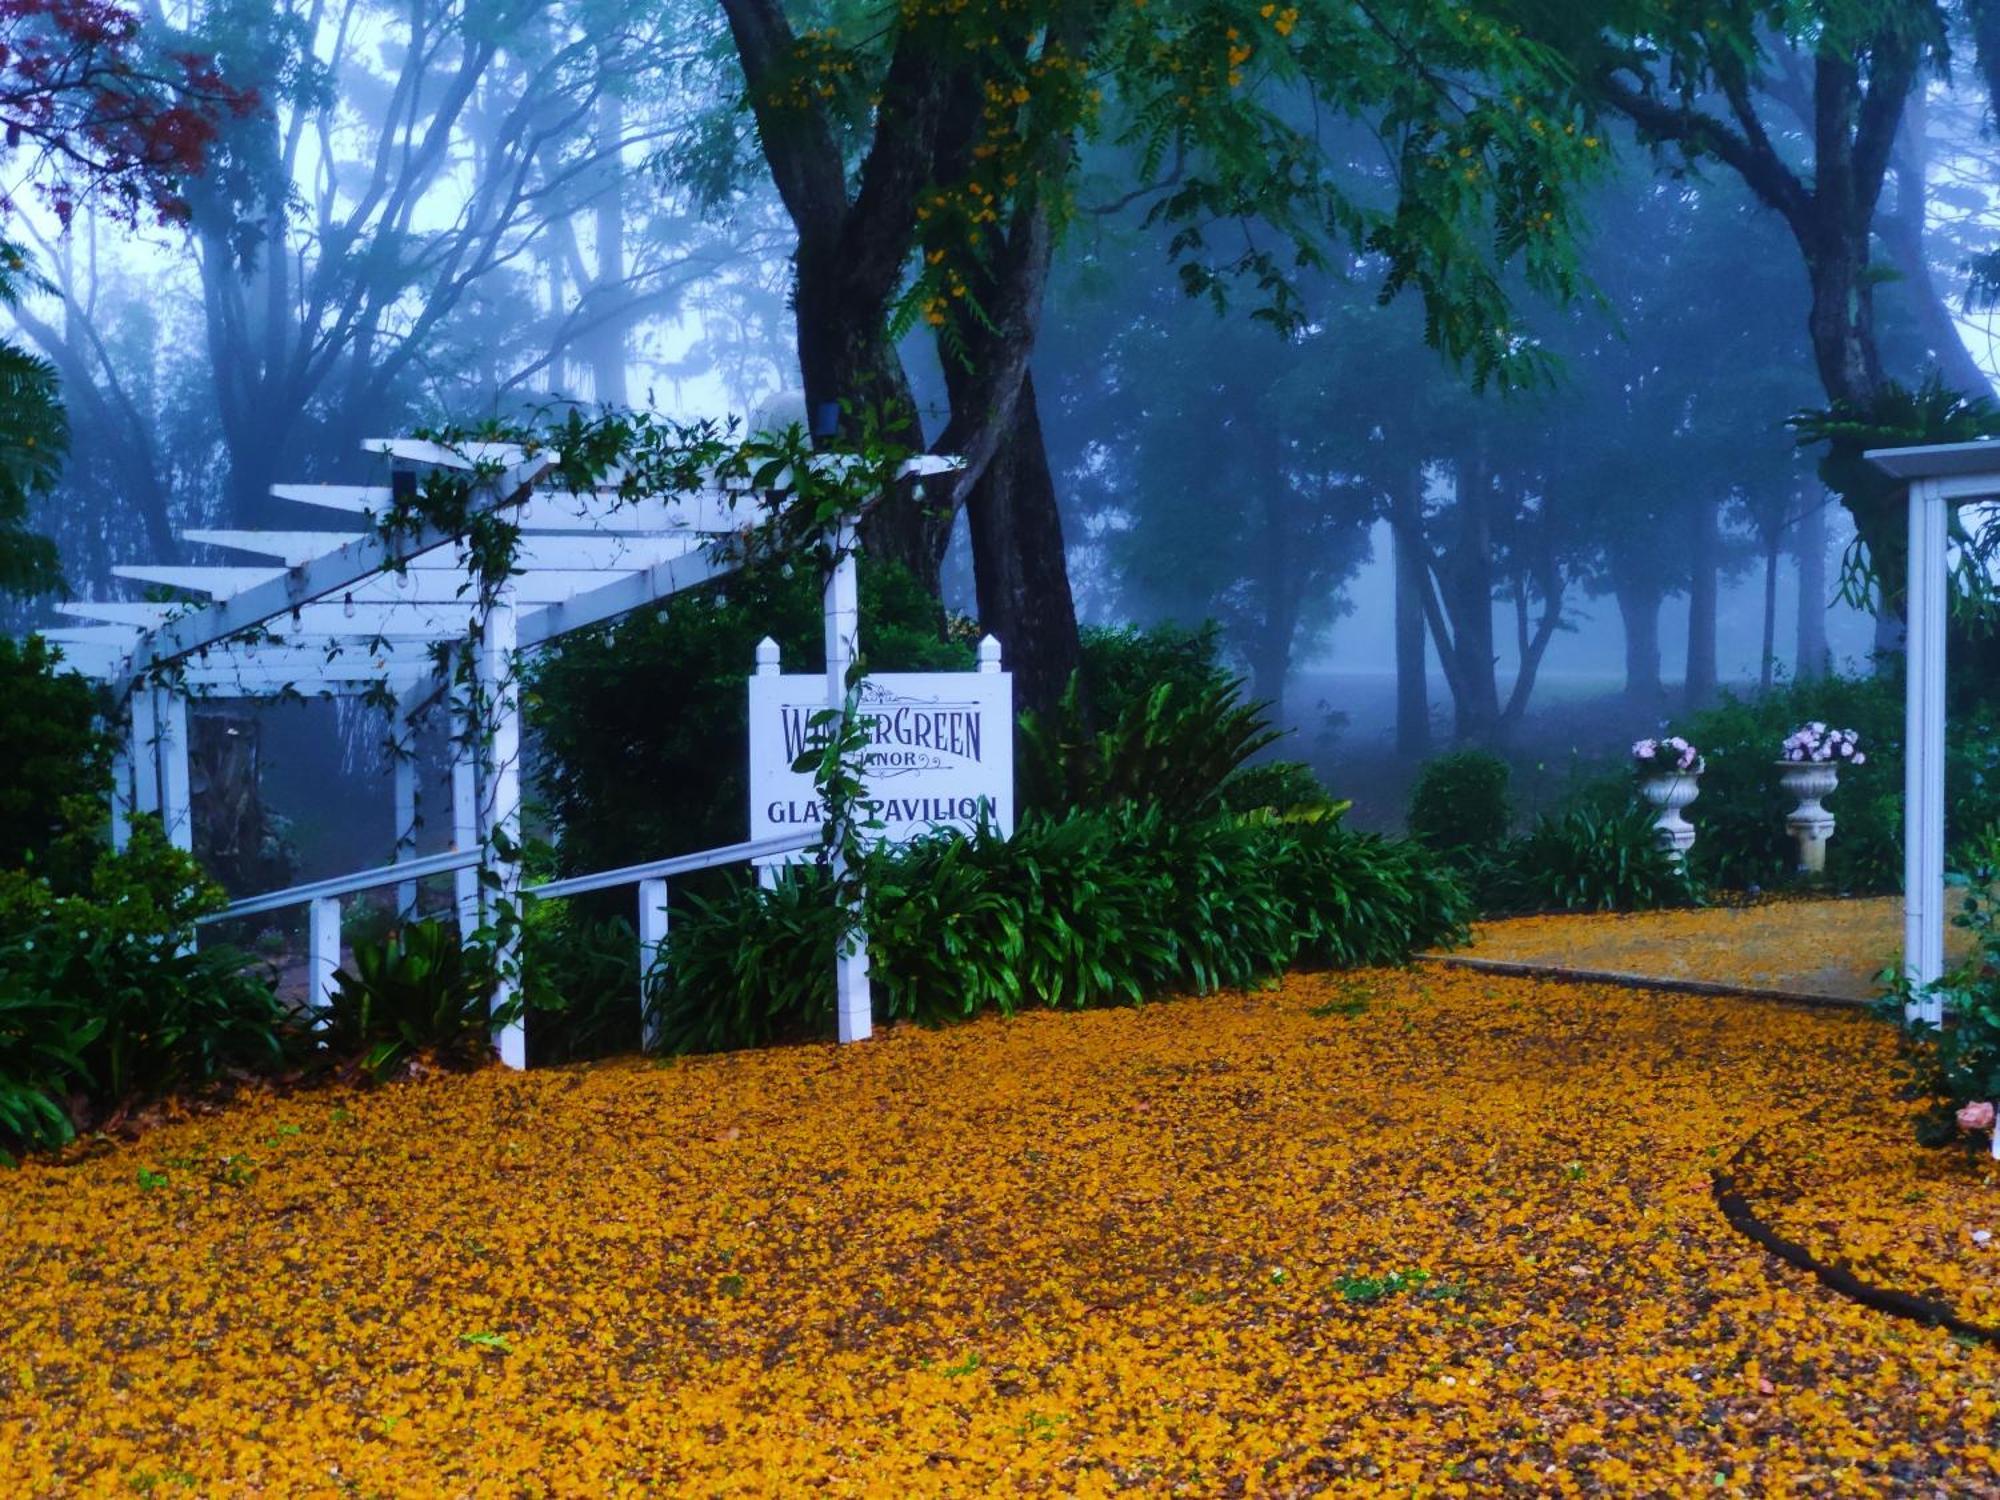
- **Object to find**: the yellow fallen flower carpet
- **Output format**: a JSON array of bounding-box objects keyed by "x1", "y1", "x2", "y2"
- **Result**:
[
  {"x1": 1459, "y1": 896, "x2": 1969, "y2": 1002},
  {"x1": 3, "y1": 967, "x2": 1999, "y2": 1495}
]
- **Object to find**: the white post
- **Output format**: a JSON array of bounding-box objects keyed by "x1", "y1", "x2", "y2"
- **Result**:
[
  {"x1": 109, "y1": 739, "x2": 133, "y2": 851},
  {"x1": 637, "y1": 877, "x2": 669, "y2": 1051},
  {"x1": 755, "y1": 636, "x2": 781, "y2": 890},
  {"x1": 479, "y1": 588, "x2": 527, "y2": 1070},
  {"x1": 392, "y1": 682, "x2": 422, "y2": 920},
  {"x1": 129, "y1": 687, "x2": 160, "y2": 825},
  {"x1": 824, "y1": 523, "x2": 871, "y2": 1043},
  {"x1": 308, "y1": 895, "x2": 341, "y2": 1028},
  {"x1": 157, "y1": 688, "x2": 192, "y2": 853},
  {"x1": 978, "y1": 634, "x2": 1003, "y2": 673},
  {"x1": 1905, "y1": 476, "x2": 1948, "y2": 1026},
  {"x1": 449, "y1": 686, "x2": 480, "y2": 941}
]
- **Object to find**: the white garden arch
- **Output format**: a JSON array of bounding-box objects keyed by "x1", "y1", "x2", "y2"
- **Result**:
[
  {"x1": 1865, "y1": 440, "x2": 2000, "y2": 1024},
  {"x1": 48, "y1": 436, "x2": 959, "y2": 1062}
]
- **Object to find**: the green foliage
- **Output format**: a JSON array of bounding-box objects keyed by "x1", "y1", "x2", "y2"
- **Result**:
[
  {"x1": 1407, "y1": 750, "x2": 1513, "y2": 855},
  {"x1": 0, "y1": 989, "x2": 97, "y2": 1165},
  {"x1": 0, "y1": 242, "x2": 66, "y2": 599},
  {"x1": 1217, "y1": 760, "x2": 1344, "y2": 817},
  {"x1": 1664, "y1": 674, "x2": 1908, "y2": 895},
  {"x1": 1793, "y1": 374, "x2": 2000, "y2": 617},
  {"x1": 1886, "y1": 836, "x2": 2000, "y2": 1146},
  {"x1": 1477, "y1": 806, "x2": 1698, "y2": 917},
  {"x1": 645, "y1": 809, "x2": 1471, "y2": 1055},
  {"x1": 522, "y1": 905, "x2": 641, "y2": 1067},
  {"x1": 529, "y1": 557, "x2": 967, "y2": 879},
  {"x1": 319, "y1": 919, "x2": 502, "y2": 1083},
  {"x1": 0, "y1": 813, "x2": 284, "y2": 1158},
  {"x1": 643, "y1": 871, "x2": 841, "y2": 1058},
  {"x1": 0, "y1": 637, "x2": 110, "y2": 871},
  {"x1": 1019, "y1": 625, "x2": 1285, "y2": 818}
]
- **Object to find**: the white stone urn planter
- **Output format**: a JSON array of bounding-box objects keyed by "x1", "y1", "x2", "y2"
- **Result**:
[
  {"x1": 1776, "y1": 759, "x2": 1839, "y2": 874},
  {"x1": 1639, "y1": 770, "x2": 1702, "y2": 865}
]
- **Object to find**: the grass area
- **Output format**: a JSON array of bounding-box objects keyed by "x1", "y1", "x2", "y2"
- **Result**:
[
  {"x1": 1459, "y1": 896, "x2": 1970, "y2": 1001},
  {"x1": 4, "y1": 962, "x2": 2000, "y2": 1492}
]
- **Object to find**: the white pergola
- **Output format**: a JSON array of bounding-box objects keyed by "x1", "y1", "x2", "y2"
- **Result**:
[
  {"x1": 1865, "y1": 440, "x2": 2000, "y2": 1025},
  {"x1": 49, "y1": 436, "x2": 952, "y2": 1062}
]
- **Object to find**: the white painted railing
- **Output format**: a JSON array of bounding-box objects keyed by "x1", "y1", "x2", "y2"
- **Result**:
[{"x1": 198, "y1": 828, "x2": 821, "y2": 1058}]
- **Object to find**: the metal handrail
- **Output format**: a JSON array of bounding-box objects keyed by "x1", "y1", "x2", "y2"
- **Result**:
[
  {"x1": 198, "y1": 847, "x2": 482, "y2": 925},
  {"x1": 196, "y1": 829, "x2": 820, "y2": 925},
  {"x1": 525, "y1": 830, "x2": 817, "y2": 900}
]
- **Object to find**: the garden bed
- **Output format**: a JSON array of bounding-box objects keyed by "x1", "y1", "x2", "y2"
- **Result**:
[{"x1": 3, "y1": 963, "x2": 1999, "y2": 1491}]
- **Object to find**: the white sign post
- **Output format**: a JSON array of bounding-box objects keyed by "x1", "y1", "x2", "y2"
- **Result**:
[{"x1": 748, "y1": 636, "x2": 1015, "y2": 853}]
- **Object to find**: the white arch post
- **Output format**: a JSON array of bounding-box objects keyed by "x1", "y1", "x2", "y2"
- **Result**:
[
  {"x1": 478, "y1": 585, "x2": 526, "y2": 1070},
  {"x1": 825, "y1": 520, "x2": 871, "y2": 1043},
  {"x1": 1866, "y1": 443, "x2": 2000, "y2": 1036}
]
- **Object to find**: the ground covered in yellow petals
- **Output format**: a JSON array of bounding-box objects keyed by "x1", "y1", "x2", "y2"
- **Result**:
[
  {"x1": 5, "y1": 966, "x2": 2000, "y2": 1495},
  {"x1": 1459, "y1": 896, "x2": 1968, "y2": 1002},
  {"x1": 1729, "y1": 1094, "x2": 2000, "y2": 1334}
]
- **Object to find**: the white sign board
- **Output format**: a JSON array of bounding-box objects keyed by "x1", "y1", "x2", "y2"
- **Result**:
[{"x1": 749, "y1": 670, "x2": 1014, "y2": 849}]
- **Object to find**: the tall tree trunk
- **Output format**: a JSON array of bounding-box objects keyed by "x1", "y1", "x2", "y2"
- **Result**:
[
  {"x1": 1617, "y1": 583, "x2": 1665, "y2": 710},
  {"x1": 585, "y1": 93, "x2": 630, "y2": 409},
  {"x1": 963, "y1": 373, "x2": 1081, "y2": 720},
  {"x1": 1392, "y1": 471, "x2": 1430, "y2": 756},
  {"x1": 1795, "y1": 493, "x2": 1831, "y2": 678},
  {"x1": 1760, "y1": 540, "x2": 1781, "y2": 692},
  {"x1": 1685, "y1": 500, "x2": 1719, "y2": 708},
  {"x1": 1437, "y1": 455, "x2": 1501, "y2": 743}
]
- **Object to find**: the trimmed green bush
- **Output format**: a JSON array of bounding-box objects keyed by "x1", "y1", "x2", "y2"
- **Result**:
[
  {"x1": 1407, "y1": 750, "x2": 1512, "y2": 856},
  {"x1": 645, "y1": 809, "x2": 1471, "y2": 1054}
]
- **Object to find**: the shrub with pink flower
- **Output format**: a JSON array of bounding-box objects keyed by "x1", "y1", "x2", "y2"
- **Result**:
[
  {"x1": 1959, "y1": 1100, "x2": 1996, "y2": 1134},
  {"x1": 1631, "y1": 735, "x2": 1702, "y2": 775},
  {"x1": 1782, "y1": 722, "x2": 1864, "y2": 766}
]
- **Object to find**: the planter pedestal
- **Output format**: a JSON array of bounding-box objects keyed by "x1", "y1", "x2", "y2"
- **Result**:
[
  {"x1": 1640, "y1": 771, "x2": 1701, "y2": 866},
  {"x1": 1776, "y1": 760, "x2": 1839, "y2": 875}
]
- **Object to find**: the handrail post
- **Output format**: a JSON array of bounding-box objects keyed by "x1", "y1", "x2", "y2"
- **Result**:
[
  {"x1": 824, "y1": 520, "x2": 871, "y2": 1044},
  {"x1": 637, "y1": 877, "x2": 668, "y2": 1052},
  {"x1": 392, "y1": 679, "x2": 423, "y2": 919},
  {"x1": 309, "y1": 895, "x2": 341, "y2": 1031},
  {"x1": 449, "y1": 684, "x2": 480, "y2": 940}
]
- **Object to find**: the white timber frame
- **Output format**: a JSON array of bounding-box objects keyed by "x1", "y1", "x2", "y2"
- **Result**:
[
  {"x1": 1864, "y1": 442, "x2": 2000, "y2": 1033},
  {"x1": 47, "y1": 436, "x2": 959, "y2": 1065}
]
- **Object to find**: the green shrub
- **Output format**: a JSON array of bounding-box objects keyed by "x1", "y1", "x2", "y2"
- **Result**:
[
  {"x1": 1407, "y1": 750, "x2": 1512, "y2": 855},
  {"x1": 0, "y1": 812, "x2": 285, "y2": 1155},
  {"x1": 1019, "y1": 677, "x2": 1284, "y2": 817},
  {"x1": 522, "y1": 905, "x2": 642, "y2": 1065},
  {"x1": 0, "y1": 987, "x2": 97, "y2": 1164},
  {"x1": 644, "y1": 809, "x2": 1471, "y2": 1054},
  {"x1": 1667, "y1": 674, "x2": 1907, "y2": 894},
  {"x1": 319, "y1": 919, "x2": 502, "y2": 1082},
  {"x1": 1887, "y1": 836, "x2": 2000, "y2": 1147},
  {"x1": 1217, "y1": 760, "x2": 1344, "y2": 816},
  {"x1": 1478, "y1": 805, "x2": 1698, "y2": 916},
  {"x1": 643, "y1": 869, "x2": 842, "y2": 1056},
  {"x1": 1069, "y1": 622, "x2": 1236, "y2": 722},
  {"x1": 0, "y1": 636, "x2": 109, "y2": 871}
]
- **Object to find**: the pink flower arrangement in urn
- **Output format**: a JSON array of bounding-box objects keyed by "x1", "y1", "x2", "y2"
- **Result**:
[{"x1": 1781, "y1": 722, "x2": 1864, "y2": 766}]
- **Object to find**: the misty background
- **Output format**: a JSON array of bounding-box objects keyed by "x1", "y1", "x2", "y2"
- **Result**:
[{"x1": 5, "y1": 1, "x2": 1995, "y2": 864}]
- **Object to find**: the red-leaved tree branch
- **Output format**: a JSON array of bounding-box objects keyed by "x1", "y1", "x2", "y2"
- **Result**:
[{"x1": 0, "y1": 0, "x2": 254, "y2": 225}]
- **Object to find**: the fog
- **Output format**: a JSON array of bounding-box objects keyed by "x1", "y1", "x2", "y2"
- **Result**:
[{"x1": 6, "y1": 2, "x2": 1997, "y2": 849}]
